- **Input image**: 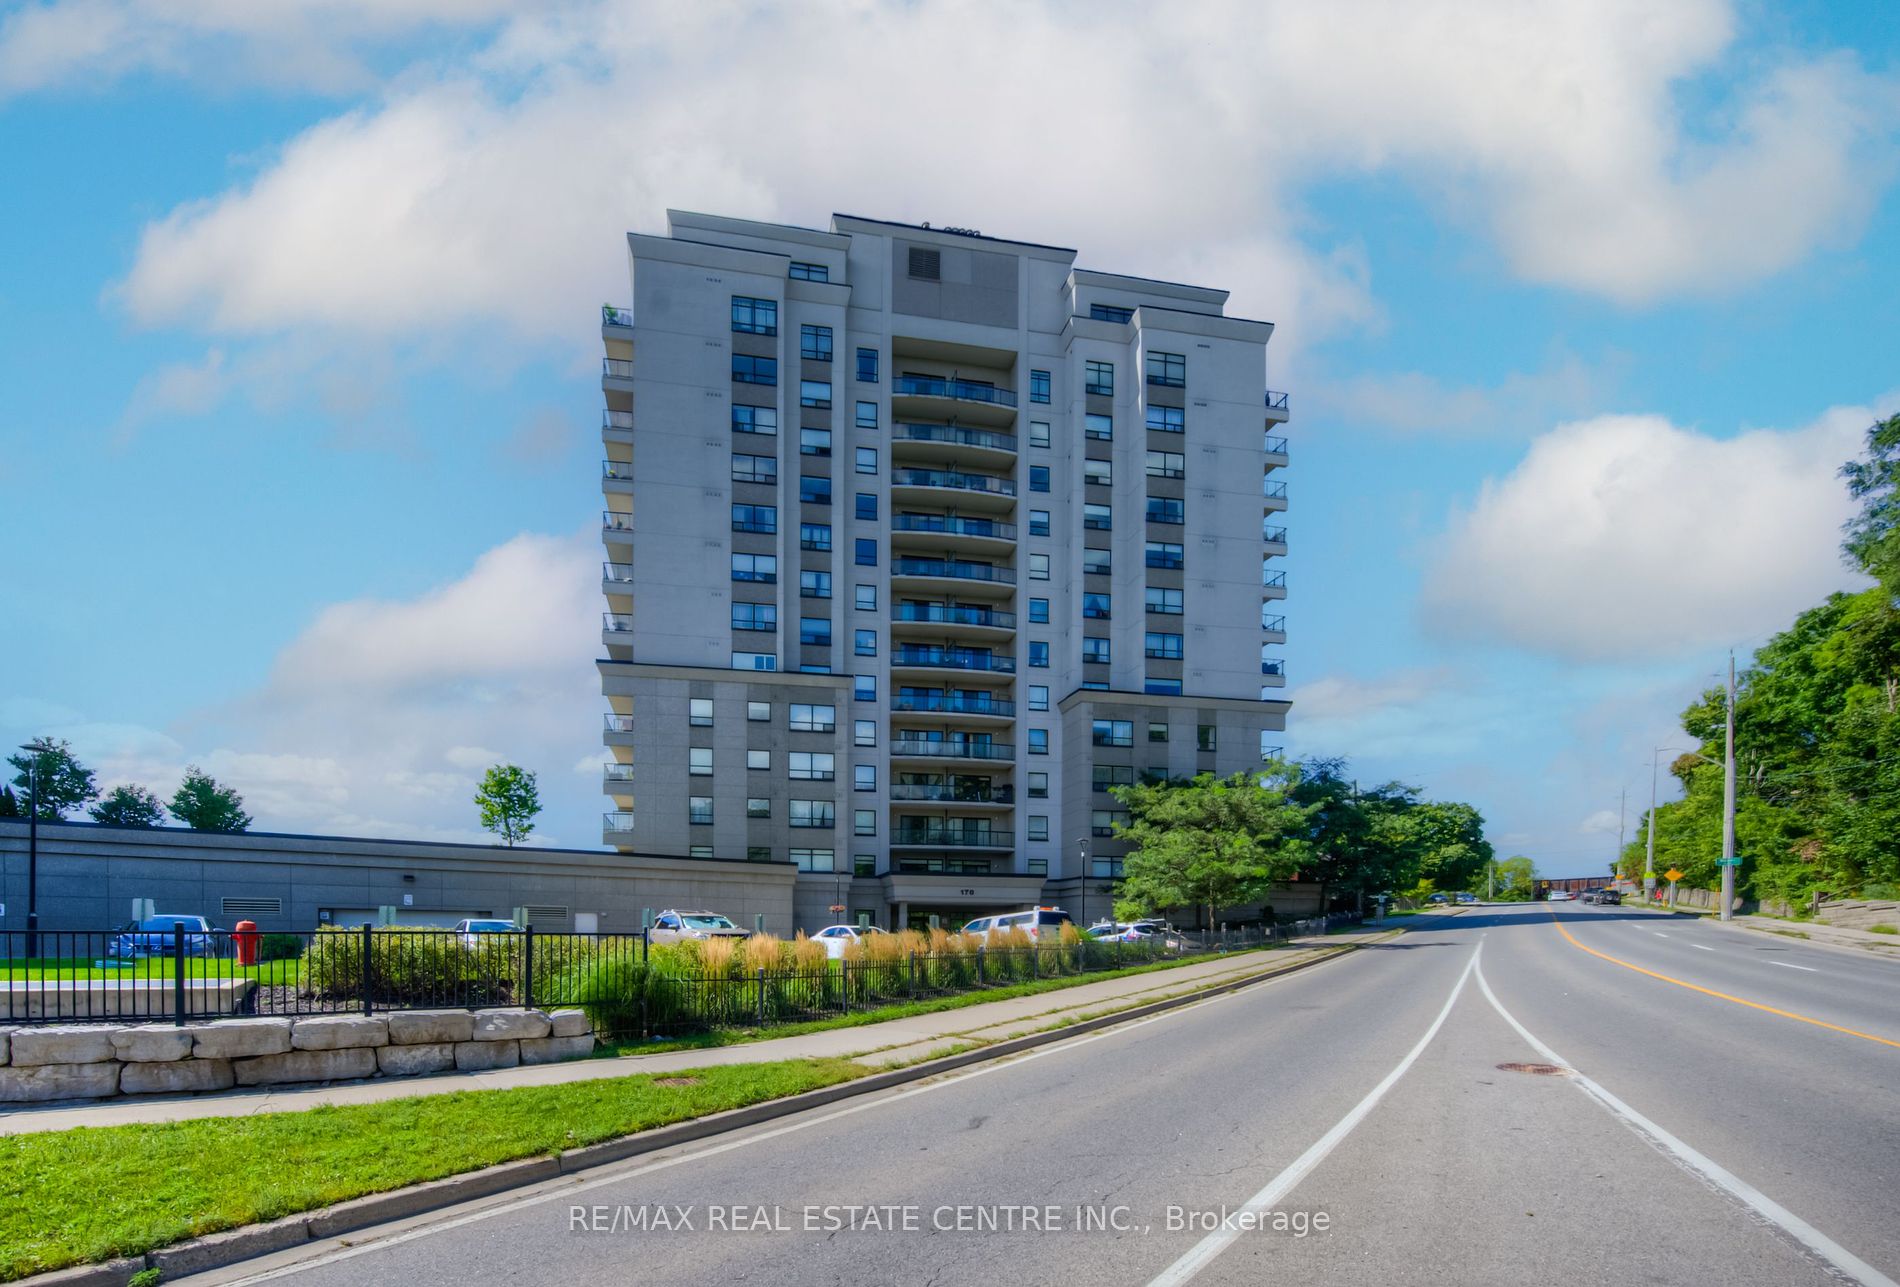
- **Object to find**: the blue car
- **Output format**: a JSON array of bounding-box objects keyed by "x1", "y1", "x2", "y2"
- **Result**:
[{"x1": 108, "y1": 914, "x2": 217, "y2": 957}]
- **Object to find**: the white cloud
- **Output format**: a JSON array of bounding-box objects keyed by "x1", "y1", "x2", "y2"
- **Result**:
[
  {"x1": 1310, "y1": 351, "x2": 1625, "y2": 438},
  {"x1": 1578, "y1": 808, "x2": 1622, "y2": 836},
  {"x1": 1421, "y1": 404, "x2": 1880, "y2": 662}
]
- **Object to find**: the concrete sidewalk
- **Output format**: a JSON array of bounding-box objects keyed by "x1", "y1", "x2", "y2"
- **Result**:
[
  {"x1": 0, "y1": 926, "x2": 1395, "y2": 1137},
  {"x1": 1726, "y1": 913, "x2": 1900, "y2": 961}
]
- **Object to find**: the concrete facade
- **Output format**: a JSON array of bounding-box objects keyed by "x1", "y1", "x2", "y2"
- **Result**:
[{"x1": 599, "y1": 211, "x2": 1294, "y2": 931}]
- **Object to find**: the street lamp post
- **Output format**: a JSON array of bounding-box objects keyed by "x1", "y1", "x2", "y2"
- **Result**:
[
  {"x1": 1721, "y1": 653, "x2": 1738, "y2": 923},
  {"x1": 18, "y1": 742, "x2": 43, "y2": 959},
  {"x1": 1076, "y1": 837, "x2": 1089, "y2": 929}
]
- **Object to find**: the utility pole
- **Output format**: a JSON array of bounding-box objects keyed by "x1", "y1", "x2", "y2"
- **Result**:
[
  {"x1": 1645, "y1": 749, "x2": 1660, "y2": 901},
  {"x1": 1720, "y1": 652, "x2": 1737, "y2": 922},
  {"x1": 1486, "y1": 859, "x2": 1494, "y2": 902},
  {"x1": 1617, "y1": 787, "x2": 1626, "y2": 881}
]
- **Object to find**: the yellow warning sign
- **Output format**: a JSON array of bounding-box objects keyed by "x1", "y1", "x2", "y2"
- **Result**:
[{"x1": 1663, "y1": 868, "x2": 1684, "y2": 883}]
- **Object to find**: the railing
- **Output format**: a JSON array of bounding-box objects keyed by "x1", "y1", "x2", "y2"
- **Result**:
[
  {"x1": 602, "y1": 511, "x2": 633, "y2": 534},
  {"x1": 891, "y1": 558, "x2": 1015, "y2": 584},
  {"x1": 603, "y1": 613, "x2": 633, "y2": 632},
  {"x1": 603, "y1": 409, "x2": 634, "y2": 431},
  {"x1": 603, "y1": 562, "x2": 635, "y2": 583},
  {"x1": 890, "y1": 738, "x2": 1015, "y2": 760},
  {"x1": 892, "y1": 647, "x2": 1016, "y2": 673},
  {"x1": 892, "y1": 423, "x2": 1018, "y2": 453},
  {"x1": 892, "y1": 375, "x2": 1018, "y2": 407},
  {"x1": 1261, "y1": 745, "x2": 1286, "y2": 761},
  {"x1": 603, "y1": 811, "x2": 636, "y2": 832},
  {"x1": 1265, "y1": 389, "x2": 1290, "y2": 411},
  {"x1": 891, "y1": 468, "x2": 1016, "y2": 497},
  {"x1": 1263, "y1": 524, "x2": 1287, "y2": 544},
  {"x1": 892, "y1": 826, "x2": 1011, "y2": 848},
  {"x1": 602, "y1": 305, "x2": 634, "y2": 328},
  {"x1": 893, "y1": 603, "x2": 1015, "y2": 629},
  {"x1": 889, "y1": 515, "x2": 1016, "y2": 541},
  {"x1": 1261, "y1": 659, "x2": 1285, "y2": 676},
  {"x1": 604, "y1": 714, "x2": 636, "y2": 733},
  {"x1": 1263, "y1": 570, "x2": 1287, "y2": 589},
  {"x1": 1262, "y1": 613, "x2": 1286, "y2": 633},
  {"x1": 890, "y1": 783, "x2": 1014, "y2": 804},
  {"x1": 1264, "y1": 480, "x2": 1288, "y2": 500},
  {"x1": 1264, "y1": 435, "x2": 1287, "y2": 455},
  {"x1": 603, "y1": 460, "x2": 631, "y2": 481},
  {"x1": 603, "y1": 764, "x2": 635, "y2": 782},
  {"x1": 603, "y1": 358, "x2": 635, "y2": 379},
  {"x1": 892, "y1": 693, "x2": 1016, "y2": 717}
]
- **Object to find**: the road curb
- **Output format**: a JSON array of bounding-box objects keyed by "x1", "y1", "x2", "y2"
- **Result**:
[{"x1": 18, "y1": 930, "x2": 1395, "y2": 1285}]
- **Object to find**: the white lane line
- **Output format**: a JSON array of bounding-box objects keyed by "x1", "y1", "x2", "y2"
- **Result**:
[
  {"x1": 1654, "y1": 932, "x2": 1671, "y2": 938},
  {"x1": 224, "y1": 948, "x2": 1365, "y2": 1283},
  {"x1": 1145, "y1": 945, "x2": 1482, "y2": 1287},
  {"x1": 1474, "y1": 960, "x2": 1894, "y2": 1287},
  {"x1": 1690, "y1": 944, "x2": 1716, "y2": 952},
  {"x1": 1770, "y1": 961, "x2": 1820, "y2": 973}
]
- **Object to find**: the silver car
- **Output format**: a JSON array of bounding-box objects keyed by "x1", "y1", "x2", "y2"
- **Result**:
[{"x1": 648, "y1": 910, "x2": 749, "y2": 945}]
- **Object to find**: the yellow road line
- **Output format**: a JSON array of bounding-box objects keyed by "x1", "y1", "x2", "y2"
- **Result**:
[{"x1": 1551, "y1": 916, "x2": 1900, "y2": 1051}]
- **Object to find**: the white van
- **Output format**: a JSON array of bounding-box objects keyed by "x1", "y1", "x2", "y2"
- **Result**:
[{"x1": 960, "y1": 907, "x2": 1074, "y2": 942}]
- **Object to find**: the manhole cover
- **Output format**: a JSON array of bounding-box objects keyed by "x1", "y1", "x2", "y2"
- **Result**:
[{"x1": 1496, "y1": 1062, "x2": 1567, "y2": 1076}]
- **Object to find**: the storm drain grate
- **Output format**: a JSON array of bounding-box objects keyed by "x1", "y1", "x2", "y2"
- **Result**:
[{"x1": 1496, "y1": 1062, "x2": 1568, "y2": 1076}]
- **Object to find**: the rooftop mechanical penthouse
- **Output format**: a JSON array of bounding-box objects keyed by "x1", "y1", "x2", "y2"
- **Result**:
[{"x1": 598, "y1": 212, "x2": 1293, "y2": 933}]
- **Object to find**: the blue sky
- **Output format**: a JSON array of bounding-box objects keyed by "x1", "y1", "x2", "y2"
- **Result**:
[{"x1": 2, "y1": 1, "x2": 1895, "y2": 874}]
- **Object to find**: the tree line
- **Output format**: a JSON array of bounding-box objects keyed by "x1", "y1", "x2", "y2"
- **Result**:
[{"x1": 1618, "y1": 414, "x2": 1900, "y2": 903}]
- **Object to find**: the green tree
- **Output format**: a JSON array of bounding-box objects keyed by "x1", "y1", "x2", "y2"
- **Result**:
[
  {"x1": 475, "y1": 763, "x2": 541, "y2": 847},
  {"x1": 0, "y1": 785, "x2": 19, "y2": 817},
  {"x1": 90, "y1": 784, "x2": 167, "y2": 828},
  {"x1": 6, "y1": 738, "x2": 97, "y2": 820},
  {"x1": 1840, "y1": 412, "x2": 1900, "y2": 589},
  {"x1": 169, "y1": 767, "x2": 253, "y2": 833},
  {"x1": 1404, "y1": 800, "x2": 1495, "y2": 893},
  {"x1": 1291, "y1": 759, "x2": 1421, "y2": 911},
  {"x1": 1486, "y1": 855, "x2": 1537, "y2": 901},
  {"x1": 1111, "y1": 769, "x2": 1315, "y2": 927}
]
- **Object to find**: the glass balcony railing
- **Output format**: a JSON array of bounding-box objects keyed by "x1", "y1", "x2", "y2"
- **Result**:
[
  {"x1": 603, "y1": 460, "x2": 632, "y2": 481},
  {"x1": 893, "y1": 603, "x2": 1015, "y2": 629},
  {"x1": 603, "y1": 409, "x2": 634, "y2": 431},
  {"x1": 1262, "y1": 612, "x2": 1286, "y2": 633},
  {"x1": 891, "y1": 468, "x2": 1016, "y2": 498},
  {"x1": 603, "y1": 358, "x2": 634, "y2": 379},
  {"x1": 604, "y1": 714, "x2": 636, "y2": 734},
  {"x1": 601, "y1": 305, "x2": 634, "y2": 328},
  {"x1": 1261, "y1": 659, "x2": 1285, "y2": 677},
  {"x1": 890, "y1": 515, "x2": 1015, "y2": 541},
  {"x1": 603, "y1": 562, "x2": 635, "y2": 584},
  {"x1": 1264, "y1": 434, "x2": 1287, "y2": 455},
  {"x1": 602, "y1": 511, "x2": 633, "y2": 534},
  {"x1": 893, "y1": 423, "x2": 1018, "y2": 453},
  {"x1": 603, "y1": 811, "x2": 636, "y2": 833},
  {"x1": 1265, "y1": 389, "x2": 1289, "y2": 412},
  {"x1": 1264, "y1": 480, "x2": 1288, "y2": 500},
  {"x1": 1263, "y1": 524, "x2": 1287, "y2": 544},
  {"x1": 1263, "y1": 570, "x2": 1287, "y2": 589},
  {"x1": 603, "y1": 764, "x2": 635, "y2": 782},
  {"x1": 892, "y1": 647, "x2": 1016, "y2": 673},
  {"x1": 890, "y1": 738, "x2": 1015, "y2": 760},
  {"x1": 892, "y1": 824, "x2": 1012, "y2": 847},
  {"x1": 890, "y1": 783, "x2": 1014, "y2": 804},
  {"x1": 893, "y1": 375, "x2": 1017, "y2": 407},
  {"x1": 892, "y1": 558, "x2": 1015, "y2": 584},
  {"x1": 603, "y1": 613, "x2": 633, "y2": 632},
  {"x1": 892, "y1": 692, "x2": 1016, "y2": 717}
]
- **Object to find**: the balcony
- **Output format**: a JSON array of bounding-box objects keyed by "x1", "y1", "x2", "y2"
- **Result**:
[
  {"x1": 1263, "y1": 479, "x2": 1288, "y2": 513},
  {"x1": 890, "y1": 782, "x2": 1014, "y2": 806},
  {"x1": 603, "y1": 713, "x2": 636, "y2": 748},
  {"x1": 889, "y1": 513, "x2": 1015, "y2": 553},
  {"x1": 1262, "y1": 524, "x2": 1287, "y2": 557},
  {"x1": 603, "y1": 612, "x2": 634, "y2": 634},
  {"x1": 893, "y1": 603, "x2": 1014, "y2": 632},
  {"x1": 890, "y1": 738, "x2": 1015, "y2": 763},
  {"x1": 1263, "y1": 569, "x2": 1288, "y2": 601},
  {"x1": 603, "y1": 561, "x2": 635, "y2": 587},
  {"x1": 891, "y1": 422, "x2": 1018, "y2": 467},
  {"x1": 893, "y1": 374, "x2": 1016, "y2": 427},
  {"x1": 1264, "y1": 435, "x2": 1288, "y2": 468},
  {"x1": 891, "y1": 557, "x2": 1016, "y2": 599},
  {"x1": 603, "y1": 409, "x2": 634, "y2": 443},
  {"x1": 1265, "y1": 389, "x2": 1290, "y2": 424},
  {"x1": 602, "y1": 511, "x2": 634, "y2": 548},
  {"x1": 1261, "y1": 745, "x2": 1285, "y2": 761},
  {"x1": 891, "y1": 823, "x2": 1013, "y2": 849},
  {"x1": 1262, "y1": 611, "x2": 1286, "y2": 643},
  {"x1": 603, "y1": 357, "x2": 635, "y2": 386},
  {"x1": 891, "y1": 468, "x2": 1016, "y2": 512},
  {"x1": 603, "y1": 459, "x2": 633, "y2": 495},
  {"x1": 603, "y1": 811, "x2": 636, "y2": 835},
  {"x1": 892, "y1": 692, "x2": 1016, "y2": 719},
  {"x1": 601, "y1": 305, "x2": 634, "y2": 332},
  {"x1": 603, "y1": 763, "x2": 635, "y2": 785},
  {"x1": 891, "y1": 646, "x2": 1016, "y2": 675},
  {"x1": 1261, "y1": 658, "x2": 1286, "y2": 687}
]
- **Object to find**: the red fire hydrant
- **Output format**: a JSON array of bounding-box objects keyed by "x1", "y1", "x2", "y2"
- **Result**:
[{"x1": 234, "y1": 919, "x2": 260, "y2": 966}]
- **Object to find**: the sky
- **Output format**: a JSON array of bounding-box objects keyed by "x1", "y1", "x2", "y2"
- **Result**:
[{"x1": 1, "y1": 0, "x2": 1896, "y2": 875}]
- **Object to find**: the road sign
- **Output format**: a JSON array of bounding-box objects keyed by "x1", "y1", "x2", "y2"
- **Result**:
[
  {"x1": 1663, "y1": 868, "x2": 1683, "y2": 883},
  {"x1": 1716, "y1": 857, "x2": 1743, "y2": 867}
]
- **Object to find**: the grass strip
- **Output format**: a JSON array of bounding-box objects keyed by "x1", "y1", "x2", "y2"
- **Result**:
[{"x1": 0, "y1": 1057, "x2": 865, "y2": 1281}]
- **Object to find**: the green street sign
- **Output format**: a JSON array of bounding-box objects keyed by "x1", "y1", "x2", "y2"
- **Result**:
[{"x1": 1716, "y1": 857, "x2": 1743, "y2": 867}]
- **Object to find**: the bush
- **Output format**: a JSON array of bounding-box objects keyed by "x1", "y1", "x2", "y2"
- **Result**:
[
  {"x1": 1869, "y1": 924, "x2": 1898, "y2": 935},
  {"x1": 301, "y1": 927, "x2": 518, "y2": 1007},
  {"x1": 258, "y1": 934, "x2": 305, "y2": 962}
]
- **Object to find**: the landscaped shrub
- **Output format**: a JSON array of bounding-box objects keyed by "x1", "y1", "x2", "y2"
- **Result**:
[
  {"x1": 301, "y1": 927, "x2": 517, "y2": 1007},
  {"x1": 258, "y1": 934, "x2": 304, "y2": 962}
]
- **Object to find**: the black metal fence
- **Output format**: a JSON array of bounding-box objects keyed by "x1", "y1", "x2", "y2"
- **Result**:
[{"x1": 1, "y1": 915, "x2": 1358, "y2": 1038}]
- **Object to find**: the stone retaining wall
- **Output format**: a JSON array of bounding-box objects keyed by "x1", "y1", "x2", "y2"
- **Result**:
[{"x1": 0, "y1": 1008, "x2": 594, "y2": 1104}]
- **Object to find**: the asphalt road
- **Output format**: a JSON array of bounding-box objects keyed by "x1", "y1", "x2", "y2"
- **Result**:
[{"x1": 199, "y1": 904, "x2": 1900, "y2": 1287}]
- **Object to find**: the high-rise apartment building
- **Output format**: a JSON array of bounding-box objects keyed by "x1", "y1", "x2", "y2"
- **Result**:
[{"x1": 600, "y1": 212, "x2": 1291, "y2": 932}]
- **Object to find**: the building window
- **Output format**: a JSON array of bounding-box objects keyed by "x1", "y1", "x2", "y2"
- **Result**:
[
  {"x1": 1083, "y1": 637, "x2": 1111, "y2": 664},
  {"x1": 1146, "y1": 450, "x2": 1185, "y2": 479},
  {"x1": 731, "y1": 651, "x2": 777, "y2": 671},
  {"x1": 1028, "y1": 684, "x2": 1049, "y2": 712},
  {"x1": 1145, "y1": 542, "x2": 1183, "y2": 570},
  {"x1": 1028, "y1": 465, "x2": 1050, "y2": 493},
  {"x1": 1198, "y1": 724, "x2": 1218, "y2": 752},
  {"x1": 1028, "y1": 729, "x2": 1049, "y2": 755},
  {"x1": 732, "y1": 503, "x2": 777, "y2": 534},
  {"x1": 1081, "y1": 681, "x2": 1108, "y2": 691},
  {"x1": 1028, "y1": 641, "x2": 1050, "y2": 668},
  {"x1": 1028, "y1": 771, "x2": 1049, "y2": 798},
  {"x1": 1084, "y1": 458, "x2": 1112, "y2": 486},
  {"x1": 1146, "y1": 496, "x2": 1185, "y2": 525},
  {"x1": 790, "y1": 703, "x2": 836, "y2": 732},
  {"x1": 1028, "y1": 553, "x2": 1050, "y2": 580},
  {"x1": 1145, "y1": 632, "x2": 1183, "y2": 659},
  {"x1": 1083, "y1": 592, "x2": 1111, "y2": 620},
  {"x1": 855, "y1": 492, "x2": 878, "y2": 522},
  {"x1": 1148, "y1": 721, "x2": 1169, "y2": 742},
  {"x1": 1083, "y1": 503, "x2": 1112, "y2": 531},
  {"x1": 801, "y1": 427, "x2": 832, "y2": 457},
  {"x1": 800, "y1": 379, "x2": 832, "y2": 410},
  {"x1": 856, "y1": 447, "x2": 878, "y2": 475},
  {"x1": 800, "y1": 570, "x2": 832, "y2": 599},
  {"x1": 747, "y1": 797, "x2": 770, "y2": 818},
  {"x1": 1094, "y1": 765, "x2": 1135, "y2": 793},
  {"x1": 789, "y1": 261, "x2": 828, "y2": 282},
  {"x1": 854, "y1": 719, "x2": 877, "y2": 747},
  {"x1": 790, "y1": 847, "x2": 836, "y2": 872},
  {"x1": 1028, "y1": 815, "x2": 1050, "y2": 842},
  {"x1": 689, "y1": 698, "x2": 714, "y2": 726},
  {"x1": 1028, "y1": 509, "x2": 1050, "y2": 537},
  {"x1": 854, "y1": 628, "x2": 877, "y2": 656},
  {"x1": 732, "y1": 355, "x2": 777, "y2": 386},
  {"x1": 855, "y1": 763, "x2": 876, "y2": 792},
  {"x1": 799, "y1": 616, "x2": 832, "y2": 647},
  {"x1": 689, "y1": 796, "x2": 714, "y2": 825},
  {"x1": 689, "y1": 845, "x2": 714, "y2": 858},
  {"x1": 731, "y1": 452, "x2": 777, "y2": 485},
  {"x1": 1145, "y1": 586, "x2": 1184, "y2": 615},
  {"x1": 748, "y1": 701, "x2": 771, "y2": 722},
  {"x1": 731, "y1": 296, "x2": 777, "y2": 336},
  {"x1": 747, "y1": 749, "x2": 770, "y2": 770},
  {"x1": 1146, "y1": 679, "x2": 1183, "y2": 695},
  {"x1": 1030, "y1": 369, "x2": 1051, "y2": 403},
  {"x1": 731, "y1": 602, "x2": 776, "y2": 634},
  {"x1": 855, "y1": 584, "x2": 877, "y2": 610},
  {"x1": 1029, "y1": 420, "x2": 1051, "y2": 447},
  {"x1": 1146, "y1": 351, "x2": 1186, "y2": 387},
  {"x1": 1085, "y1": 360, "x2": 1114, "y2": 396},
  {"x1": 855, "y1": 538, "x2": 877, "y2": 567},
  {"x1": 1084, "y1": 413, "x2": 1113, "y2": 441},
  {"x1": 790, "y1": 751, "x2": 835, "y2": 780},
  {"x1": 1091, "y1": 810, "x2": 1125, "y2": 838},
  {"x1": 689, "y1": 747, "x2": 713, "y2": 776},
  {"x1": 1082, "y1": 548, "x2": 1111, "y2": 576},
  {"x1": 856, "y1": 400, "x2": 878, "y2": 430},
  {"x1": 854, "y1": 674, "x2": 877, "y2": 701},
  {"x1": 800, "y1": 476, "x2": 833, "y2": 507},
  {"x1": 856, "y1": 348, "x2": 879, "y2": 383},
  {"x1": 790, "y1": 800, "x2": 835, "y2": 829},
  {"x1": 800, "y1": 324, "x2": 833, "y2": 361},
  {"x1": 732, "y1": 404, "x2": 778, "y2": 437},
  {"x1": 855, "y1": 809, "x2": 877, "y2": 837},
  {"x1": 748, "y1": 845, "x2": 773, "y2": 863},
  {"x1": 1028, "y1": 597, "x2": 1049, "y2": 623},
  {"x1": 1093, "y1": 720, "x2": 1133, "y2": 748},
  {"x1": 799, "y1": 664, "x2": 832, "y2": 674},
  {"x1": 1146, "y1": 405, "x2": 1184, "y2": 434},
  {"x1": 1090, "y1": 303, "x2": 1133, "y2": 323}
]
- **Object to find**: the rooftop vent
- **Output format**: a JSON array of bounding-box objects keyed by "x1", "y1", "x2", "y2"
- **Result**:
[{"x1": 908, "y1": 246, "x2": 941, "y2": 281}]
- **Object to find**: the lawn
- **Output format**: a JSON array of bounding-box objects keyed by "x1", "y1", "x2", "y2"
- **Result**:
[
  {"x1": 0, "y1": 1058, "x2": 866, "y2": 1281},
  {"x1": 0, "y1": 957, "x2": 303, "y2": 984}
]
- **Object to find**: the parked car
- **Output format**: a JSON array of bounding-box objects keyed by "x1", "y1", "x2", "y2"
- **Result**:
[
  {"x1": 1596, "y1": 889, "x2": 1623, "y2": 905},
  {"x1": 807, "y1": 924, "x2": 888, "y2": 958},
  {"x1": 648, "y1": 910, "x2": 749, "y2": 945},
  {"x1": 1428, "y1": 893, "x2": 1450, "y2": 904},
  {"x1": 1456, "y1": 893, "x2": 1479, "y2": 905},
  {"x1": 1098, "y1": 921, "x2": 1186, "y2": 949},
  {"x1": 961, "y1": 907, "x2": 1074, "y2": 942},
  {"x1": 108, "y1": 914, "x2": 217, "y2": 957},
  {"x1": 1547, "y1": 890, "x2": 1575, "y2": 902},
  {"x1": 451, "y1": 918, "x2": 517, "y2": 948}
]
